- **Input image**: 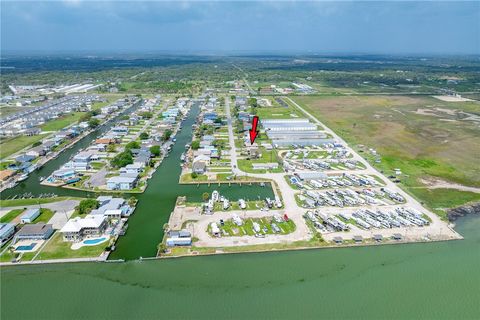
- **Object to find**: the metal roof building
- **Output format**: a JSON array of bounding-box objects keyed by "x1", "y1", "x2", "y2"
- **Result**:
[{"x1": 267, "y1": 130, "x2": 334, "y2": 147}]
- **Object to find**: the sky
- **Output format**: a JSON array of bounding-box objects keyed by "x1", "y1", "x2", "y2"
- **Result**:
[{"x1": 1, "y1": 1, "x2": 479, "y2": 54}]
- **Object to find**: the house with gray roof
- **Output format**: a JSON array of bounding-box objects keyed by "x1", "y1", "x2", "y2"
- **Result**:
[{"x1": 13, "y1": 223, "x2": 54, "y2": 243}]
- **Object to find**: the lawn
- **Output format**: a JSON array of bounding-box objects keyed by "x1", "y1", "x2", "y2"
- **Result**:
[
  {"x1": 237, "y1": 147, "x2": 283, "y2": 173},
  {"x1": 0, "y1": 196, "x2": 83, "y2": 208},
  {"x1": 33, "y1": 208, "x2": 55, "y2": 224},
  {"x1": 0, "y1": 249, "x2": 17, "y2": 263},
  {"x1": 0, "y1": 209, "x2": 24, "y2": 223},
  {"x1": 40, "y1": 112, "x2": 85, "y2": 131},
  {"x1": 90, "y1": 161, "x2": 105, "y2": 170},
  {"x1": 179, "y1": 173, "x2": 208, "y2": 183},
  {"x1": 34, "y1": 233, "x2": 109, "y2": 260},
  {"x1": 0, "y1": 133, "x2": 48, "y2": 159}
]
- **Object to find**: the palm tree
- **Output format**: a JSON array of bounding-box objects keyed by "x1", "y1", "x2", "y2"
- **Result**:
[{"x1": 202, "y1": 192, "x2": 210, "y2": 202}]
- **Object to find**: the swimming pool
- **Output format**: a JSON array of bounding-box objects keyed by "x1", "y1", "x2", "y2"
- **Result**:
[
  {"x1": 16, "y1": 243, "x2": 37, "y2": 251},
  {"x1": 83, "y1": 237, "x2": 107, "y2": 245}
]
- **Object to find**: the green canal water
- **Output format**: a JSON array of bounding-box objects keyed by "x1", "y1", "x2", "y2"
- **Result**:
[{"x1": 1, "y1": 215, "x2": 479, "y2": 319}]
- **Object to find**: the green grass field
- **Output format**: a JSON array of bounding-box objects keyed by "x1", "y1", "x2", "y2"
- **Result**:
[
  {"x1": 33, "y1": 208, "x2": 55, "y2": 223},
  {"x1": 0, "y1": 197, "x2": 83, "y2": 208},
  {"x1": 179, "y1": 173, "x2": 208, "y2": 183},
  {"x1": 0, "y1": 133, "x2": 48, "y2": 159},
  {"x1": 40, "y1": 112, "x2": 86, "y2": 131},
  {"x1": 0, "y1": 209, "x2": 24, "y2": 223}
]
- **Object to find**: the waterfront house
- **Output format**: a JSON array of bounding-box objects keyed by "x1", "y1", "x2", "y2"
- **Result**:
[
  {"x1": 72, "y1": 151, "x2": 92, "y2": 170},
  {"x1": 20, "y1": 208, "x2": 40, "y2": 224},
  {"x1": 106, "y1": 176, "x2": 137, "y2": 190},
  {"x1": 60, "y1": 215, "x2": 107, "y2": 242},
  {"x1": 192, "y1": 155, "x2": 210, "y2": 174},
  {"x1": 15, "y1": 154, "x2": 35, "y2": 164},
  {"x1": 0, "y1": 170, "x2": 15, "y2": 182},
  {"x1": 111, "y1": 126, "x2": 129, "y2": 135},
  {"x1": 42, "y1": 140, "x2": 56, "y2": 151},
  {"x1": 192, "y1": 162, "x2": 206, "y2": 174},
  {"x1": 166, "y1": 230, "x2": 192, "y2": 246},
  {"x1": 131, "y1": 149, "x2": 151, "y2": 165},
  {"x1": 13, "y1": 223, "x2": 54, "y2": 243},
  {"x1": 26, "y1": 145, "x2": 47, "y2": 157},
  {"x1": 95, "y1": 138, "x2": 117, "y2": 145},
  {"x1": 52, "y1": 169, "x2": 76, "y2": 181},
  {"x1": 0, "y1": 223, "x2": 16, "y2": 245},
  {"x1": 119, "y1": 163, "x2": 144, "y2": 175},
  {"x1": 91, "y1": 197, "x2": 127, "y2": 216},
  {"x1": 96, "y1": 196, "x2": 114, "y2": 206}
]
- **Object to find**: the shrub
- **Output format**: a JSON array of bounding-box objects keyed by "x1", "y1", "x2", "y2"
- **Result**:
[
  {"x1": 111, "y1": 150, "x2": 133, "y2": 168},
  {"x1": 76, "y1": 199, "x2": 99, "y2": 216},
  {"x1": 150, "y1": 145, "x2": 161, "y2": 157}
]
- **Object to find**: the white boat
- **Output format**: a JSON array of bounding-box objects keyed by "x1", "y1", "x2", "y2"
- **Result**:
[
  {"x1": 17, "y1": 174, "x2": 28, "y2": 182},
  {"x1": 212, "y1": 190, "x2": 219, "y2": 202},
  {"x1": 238, "y1": 199, "x2": 246, "y2": 209}
]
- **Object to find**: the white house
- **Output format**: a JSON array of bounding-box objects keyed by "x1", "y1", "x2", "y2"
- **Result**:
[
  {"x1": 60, "y1": 215, "x2": 107, "y2": 242},
  {"x1": 106, "y1": 176, "x2": 137, "y2": 190},
  {"x1": 119, "y1": 163, "x2": 144, "y2": 175}
]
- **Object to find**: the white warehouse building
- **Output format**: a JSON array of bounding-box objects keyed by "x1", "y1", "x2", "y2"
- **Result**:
[{"x1": 261, "y1": 118, "x2": 317, "y2": 132}]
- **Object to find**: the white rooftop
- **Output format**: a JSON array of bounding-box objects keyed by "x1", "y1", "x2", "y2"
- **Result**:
[{"x1": 60, "y1": 215, "x2": 106, "y2": 233}]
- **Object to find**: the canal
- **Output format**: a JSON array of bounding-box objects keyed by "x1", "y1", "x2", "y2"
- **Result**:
[{"x1": 1, "y1": 101, "x2": 274, "y2": 260}]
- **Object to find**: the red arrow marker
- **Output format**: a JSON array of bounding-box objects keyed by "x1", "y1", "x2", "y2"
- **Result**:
[{"x1": 249, "y1": 116, "x2": 259, "y2": 145}]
